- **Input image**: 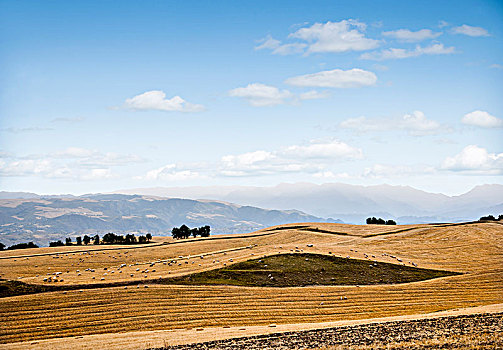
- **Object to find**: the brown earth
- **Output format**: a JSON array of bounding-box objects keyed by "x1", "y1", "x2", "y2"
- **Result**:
[{"x1": 0, "y1": 221, "x2": 501, "y2": 348}]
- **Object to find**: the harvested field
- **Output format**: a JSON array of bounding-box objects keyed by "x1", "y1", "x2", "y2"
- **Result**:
[
  {"x1": 0, "y1": 221, "x2": 501, "y2": 348},
  {"x1": 153, "y1": 312, "x2": 503, "y2": 349}
]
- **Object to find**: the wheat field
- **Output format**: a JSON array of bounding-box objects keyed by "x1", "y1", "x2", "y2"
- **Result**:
[{"x1": 0, "y1": 221, "x2": 502, "y2": 348}]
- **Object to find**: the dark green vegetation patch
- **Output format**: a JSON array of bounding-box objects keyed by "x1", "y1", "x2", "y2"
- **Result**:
[
  {"x1": 166, "y1": 253, "x2": 460, "y2": 287},
  {"x1": 0, "y1": 254, "x2": 460, "y2": 298}
]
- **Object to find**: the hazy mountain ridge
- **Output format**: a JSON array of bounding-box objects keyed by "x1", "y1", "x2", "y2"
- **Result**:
[
  {"x1": 112, "y1": 183, "x2": 503, "y2": 223},
  {"x1": 0, "y1": 194, "x2": 339, "y2": 246}
]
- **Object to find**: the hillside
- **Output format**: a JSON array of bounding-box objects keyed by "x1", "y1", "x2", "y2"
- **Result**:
[
  {"x1": 0, "y1": 220, "x2": 501, "y2": 349},
  {"x1": 0, "y1": 194, "x2": 338, "y2": 246}
]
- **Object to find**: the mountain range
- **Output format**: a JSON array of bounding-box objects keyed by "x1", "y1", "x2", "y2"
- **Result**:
[
  {"x1": 1, "y1": 183, "x2": 501, "y2": 247},
  {"x1": 0, "y1": 193, "x2": 338, "y2": 247},
  {"x1": 112, "y1": 183, "x2": 503, "y2": 224}
]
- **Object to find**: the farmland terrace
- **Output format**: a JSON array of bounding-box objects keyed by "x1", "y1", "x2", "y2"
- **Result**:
[{"x1": 0, "y1": 221, "x2": 502, "y2": 349}]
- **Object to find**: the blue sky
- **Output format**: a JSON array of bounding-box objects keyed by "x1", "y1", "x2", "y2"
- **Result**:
[{"x1": 0, "y1": 0, "x2": 502, "y2": 195}]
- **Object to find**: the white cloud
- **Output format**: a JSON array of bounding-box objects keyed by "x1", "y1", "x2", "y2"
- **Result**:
[
  {"x1": 451, "y1": 24, "x2": 489, "y2": 37},
  {"x1": 219, "y1": 139, "x2": 361, "y2": 177},
  {"x1": 222, "y1": 150, "x2": 274, "y2": 168},
  {"x1": 285, "y1": 69, "x2": 377, "y2": 88},
  {"x1": 53, "y1": 147, "x2": 95, "y2": 158},
  {"x1": 340, "y1": 111, "x2": 443, "y2": 136},
  {"x1": 141, "y1": 164, "x2": 202, "y2": 181},
  {"x1": 462, "y1": 110, "x2": 503, "y2": 128},
  {"x1": 124, "y1": 90, "x2": 204, "y2": 112},
  {"x1": 313, "y1": 171, "x2": 351, "y2": 179},
  {"x1": 360, "y1": 43, "x2": 455, "y2": 60},
  {"x1": 255, "y1": 35, "x2": 307, "y2": 55},
  {"x1": 228, "y1": 83, "x2": 293, "y2": 106},
  {"x1": 442, "y1": 145, "x2": 503, "y2": 174},
  {"x1": 438, "y1": 21, "x2": 449, "y2": 29},
  {"x1": 50, "y1": 147, "x2": 145, "y2": 166},
  {"x1": 0, "y1": 159, "x2": 54, "y2": 177},
  {"x1": 490, "y1": 64, "x2": 503, "y2": 70},
  {"x1": 299, "y1": 90, "x2": 331, "y2": 100},
  {"x1": 0, "y1": 148, "x2": 144, "y2": 180},
  {"x1": 81, "y1": 169, "x2": 114, "y2": 180},
  {"x1": 290, "y1": 20, "x2": 380, "y2": 53},
  {"x1": 382, "y1": 29, "x2": 441, "y2": 42},
  {"x1": 0, "y1": 158, "x2": 117, "y2": 180},
  {"x1": 255, "y1": 35, "x2": 281, "y2": 50},
  {"x1": 281, "y1": 139, "x2": 363, "y2": 159}
]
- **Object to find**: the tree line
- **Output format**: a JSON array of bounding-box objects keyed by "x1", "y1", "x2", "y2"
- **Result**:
[
  {"x1": 0, "y1": 242, "x2": 38, "y2": 251},
  {"x1": 366, "y1": 217, "x2": 397, "y2": 225},
  {"x1": 49, "y1": 232, "x2": 152, "y2": 247},
  {"x1": 479, "y1": 214, "x2": 503, "y2": 221},
  {"x1": 171, "y1": 225, "x2": 211, "y2": 239}
]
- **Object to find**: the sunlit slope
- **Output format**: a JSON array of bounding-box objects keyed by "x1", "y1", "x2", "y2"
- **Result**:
[{"x1": 0, "y1": 221, "x2": 501, "y2": 344}]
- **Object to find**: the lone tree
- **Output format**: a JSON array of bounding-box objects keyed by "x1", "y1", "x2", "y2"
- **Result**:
[
  {"x1": 76, "y1": 236, "x2": 82, "y2": 245},
  {"x1": 83, "y1": 235, "x2": 91, "y2": 245},
  {"x1": 146, "y1": 233, "x2": 152, "y2": 242}
]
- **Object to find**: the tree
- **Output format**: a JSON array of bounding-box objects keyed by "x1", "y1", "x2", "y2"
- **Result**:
[
  {"x1": 102, "y1": 233, "x2": 116, "y2": 244},
  {"x1": 8, "y1": 242, "x2": 38, "y2": 250},
  {"x1": 125, "y1": 233, "x2": 137, "y2": 244},
  {"x1": 499, "y1": 214, "x2": 503, "y2": 221},
  {"x1": 49, "y1": 240, "x2": 65, "y2": 247},
  {"x1": 138, "y1": 235, "x2": 147, "y2": 243},
  {"x1": 76, "y1": 236, "x2": 82, "y2": 245},
  {"x1": 146, "y1": 233, "x2": 152, "y2": 242},
  {"x1": 171, "y1": 227, "x2": 180, "y2": 239},
  {"x1": 200, "y1": 225, "x2": 211, "y2": 237},
  {"x1": 93, "y1": 234, "x2": 100, "y2": 245},
  {"x1": 179, "y1": 225, "x2": 190, "y2": 239},
  {"x1": 386, "y1": 219, "x2": 397, "y2": 225},
  {"x1": 83, "y1": 235, "x2": 91, "y2": 245},
  {"x1": 480, "y1": 215, "x2": 496, "y2": 221},
  {"x1": 65, "y1": 237, "x2": 72, "y2": 246},
  {"x1": 0, "y1": 242, "x2": 5, "y2": 250},
  {"x1": 366, "y1": 217, "x2": 372, "y2": 224}
]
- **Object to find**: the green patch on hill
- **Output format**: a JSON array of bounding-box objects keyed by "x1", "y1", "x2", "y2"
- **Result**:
[
  {"x1": 0, "y1": 280, "x2": 61, "y2": 297},
  {"x1": 166, "y1": 253, "x2": 460, "y2": 287},
  {"x1": 0, "y1": 254, "x2": 461, "y2": 298}
]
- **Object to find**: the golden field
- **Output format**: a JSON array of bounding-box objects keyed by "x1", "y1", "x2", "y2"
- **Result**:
[{"x1": 0, "y1": 221, "x2": 502, "y2": 348}]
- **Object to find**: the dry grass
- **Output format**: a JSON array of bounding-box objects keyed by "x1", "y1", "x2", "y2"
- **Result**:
[{"x1": 0, "y1": 222, "x2": 501, "y2": 346}]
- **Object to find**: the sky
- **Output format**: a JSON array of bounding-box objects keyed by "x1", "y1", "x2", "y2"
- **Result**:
[{"x1": 0, "y1": 0, "x2": 502, "y2": 196}]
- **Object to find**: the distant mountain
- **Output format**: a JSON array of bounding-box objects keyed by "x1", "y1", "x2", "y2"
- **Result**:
[
  {"x1": 0, "y1": 191, "x2": 40, "y2": 199},
  {"x1": 0, "y1": 194, "x2": 339, "y2": 247},
  {"x1": 113, "y1": 183, "x2": 503, "y2": 224}
]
